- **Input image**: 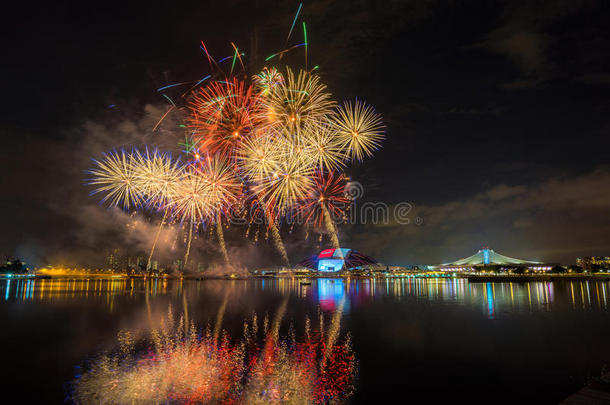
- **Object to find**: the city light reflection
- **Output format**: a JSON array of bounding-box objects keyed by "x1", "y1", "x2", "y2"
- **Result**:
[{"x1": 0, "y1": 277, "x2": 608, "y2": 319}]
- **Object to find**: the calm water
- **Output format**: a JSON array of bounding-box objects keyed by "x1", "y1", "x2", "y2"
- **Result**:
[{"x1": 1, "y1": 277, "x2": 610, "y2": 403}]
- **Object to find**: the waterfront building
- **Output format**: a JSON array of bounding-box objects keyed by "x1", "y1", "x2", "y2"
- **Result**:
[
  {"x1": 576, "y1": 256, "x2": 610, "y2": 271},
  {"x1": 0, "y1": 258, "x2": 29, "y2": 274},
  {"x1": 298, "y1": 248, "x2": 379, "y2": 272},
  {"x1": 435, "y1": 247, "x2": 554, "y2": 272}
]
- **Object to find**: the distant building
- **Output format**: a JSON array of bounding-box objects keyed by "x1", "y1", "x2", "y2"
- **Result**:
[
  {"x1": 0, "y1": 258, "x2": 29, "y2": 274},
  {"x1": 105, "y1": 248, "x2": 131, "y2": 270},
  {"x1": 174, "y1": 259, "x2": 183, "y2": 271},
  {"x1": 576, "y1": 256, "x2": 610, "y2": 271},
  {"x1": 105, "y1": 249, "x2": 119, "y2": 270},
  {"x1": 435, "y1": 248, "x2": 554, "y2": 272}
]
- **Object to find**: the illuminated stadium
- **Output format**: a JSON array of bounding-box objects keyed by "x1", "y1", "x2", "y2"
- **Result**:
[
  {"x1": 435, "y1": 247, "x2": 553, "y2": 271},
  {"x1": 298, "y1": 248, "x2": 379, "y2": 272}
]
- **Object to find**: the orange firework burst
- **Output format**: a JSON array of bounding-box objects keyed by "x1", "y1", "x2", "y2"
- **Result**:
[{"x1": 189, "y1": 78, "x2": 267, "y2": 156}]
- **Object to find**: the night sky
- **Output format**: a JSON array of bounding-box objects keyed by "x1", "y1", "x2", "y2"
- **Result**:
[{"x1": 2, "y1": 0, "x2": 610, "y2": 267}]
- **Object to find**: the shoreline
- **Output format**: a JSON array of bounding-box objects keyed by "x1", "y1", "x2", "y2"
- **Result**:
[
  {"x1": 463, "y1": 274, "x2": 610, "y2": 282},
  {"x1": 3, "y1": 273, "x2": 609, "y2": 282}
]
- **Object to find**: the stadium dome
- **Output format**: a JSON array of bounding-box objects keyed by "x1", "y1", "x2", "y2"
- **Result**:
[{"x1": 298, "y1": 248, "x2": 379, "y2": 272}]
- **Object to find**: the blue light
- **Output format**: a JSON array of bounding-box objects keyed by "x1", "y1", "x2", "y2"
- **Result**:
[
  {"x1": 332, "y1": 248, "x2": 351, "y2": 259},
  {"x1": 483, "y1": 249, "x2": 491, "y2": 265},
  {"x1": 317, "y1": 279, "x2": 347, "y2": 312},
  {"x1": 486, "y1": 282, "x2": 495, "y2": 319},
  {"x1": 318, "y1": 259, "x2": 345, "y2": 272}
]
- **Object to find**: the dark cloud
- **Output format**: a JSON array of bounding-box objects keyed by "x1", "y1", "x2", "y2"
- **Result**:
[
  {"x1": 482, "y1": 0, "x2": 602, "y2": 89},
  {"x1": 350, "y1": 169, "x2": 610, "y2": 265},
  {"x1": 575, "y1": 74, "x2": 610, "y2": 85}
]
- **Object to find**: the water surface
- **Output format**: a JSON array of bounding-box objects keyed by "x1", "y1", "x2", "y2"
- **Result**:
[{"x1": 1, "y1": 277, "x2": 609, "y2": 403}]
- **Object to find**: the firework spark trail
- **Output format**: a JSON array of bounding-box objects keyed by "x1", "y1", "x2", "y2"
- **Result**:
[
  {"x1": 270, "y1": 223, "x2": 290, "y2": 267},
  {"x1": 181, "y1": 74, "x2": 212, "y2": 97},
  {"x1": 130, "y1": 148, "x2": 184, "y2": 270},
  {"x1": 242, "y1": 192, "x2": 291, "y2": 266},
  {"x1": 303, "y1": 21, "x2": 308, "y2": 69},
  {"x1": 286, "y1": 3, "x2": 303, "y2": 44},
  {"x1": 147, "y1": 209, "x2": 169, "y2": 271},
  {"x1": 252, "y1": 67, "x2": 284, "y2": 96},
  {"x1": 300, "y1": 171, "x2": 349, "y2": 248},
  {"x1": 322, "y1": 204, "x2": 340, "y2": 249},
  {"x1": 170, "y1": 167, "x2": 214, "y2": 269},
  {"x1": 157, "y1": 82, "x2": 190, "y2": 92},
  {"x1": 215, "y1": 211, "x2": 229, "y2": 264},
  {"x1": 197, "y1": 154, "x2": 241, "y2": 264},
  {"x1": 264, "y1": 43, "x2": 306, "y2": 62},
  {"x1": 230, "y1": 42, "x2": 245, "y2": 72},
  {"x1": 252, "y1": 199, "x2": 291, "y2": 266},
  {"x1": 152, "y1": 105, "x2": 175, "y2": 131},
  {"x1": 183, "y1": 222, "x2": 194, "y2": 269}
]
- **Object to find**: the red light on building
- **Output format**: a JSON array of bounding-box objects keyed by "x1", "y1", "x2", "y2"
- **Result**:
[{"x1": 318, "y1": 249, "x2": 335, "y2": 258}]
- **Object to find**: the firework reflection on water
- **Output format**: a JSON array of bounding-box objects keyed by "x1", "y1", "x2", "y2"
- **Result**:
[{"x1": 72, "y1": 301, "x2": 357, "y2": 404}]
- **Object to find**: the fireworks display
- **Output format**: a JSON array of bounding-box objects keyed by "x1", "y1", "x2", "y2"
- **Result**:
[{"x1": 86, "y1": 4, "x2": 385, "y2": 270}]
